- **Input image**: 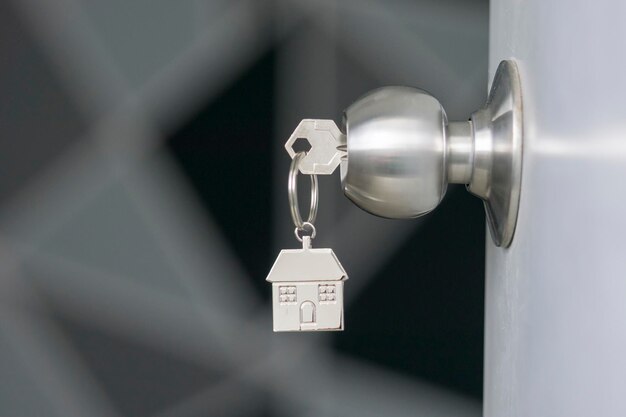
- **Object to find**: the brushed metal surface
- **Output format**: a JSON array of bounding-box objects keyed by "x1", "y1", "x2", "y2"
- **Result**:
[
  {"x1": 341, "y1": 86, "x2": 447, "y2": 218},
  {"x1": 340, "y1": 62, "x2": 523, "y2": 247},
  {"x1": 468, "y1": 60, "x2": 523, "y2": 247}
]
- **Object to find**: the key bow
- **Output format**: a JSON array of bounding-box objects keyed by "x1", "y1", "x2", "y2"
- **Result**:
[{"x1": 285, "y1": 119, "x2": 346, "y2": 175}]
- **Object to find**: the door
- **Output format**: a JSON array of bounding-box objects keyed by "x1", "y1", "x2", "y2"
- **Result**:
[{"x1": 486, "y1": 1, "x2": 626, "y2": 416}]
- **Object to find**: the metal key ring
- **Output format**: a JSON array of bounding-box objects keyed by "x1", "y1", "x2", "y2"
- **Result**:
[
  {"x1": 288, "y1": 152, "x2": 318, "y2": 230},
  {"x1": 294, "y1": 222, "x2": 317, "y2": 242}
]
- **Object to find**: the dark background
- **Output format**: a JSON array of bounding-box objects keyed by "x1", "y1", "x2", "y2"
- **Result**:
[{"x1": 1, "y1": 1, "x2": 488, "y2": 416}]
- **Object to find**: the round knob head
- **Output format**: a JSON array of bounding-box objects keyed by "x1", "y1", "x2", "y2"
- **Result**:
[{"x1": 341, "y1": 86, "x2": 448, "y2": 218}]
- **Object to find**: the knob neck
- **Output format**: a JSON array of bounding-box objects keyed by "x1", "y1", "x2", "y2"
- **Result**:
[{"x1": 446, "y1": 121, "x2": 474, "y2": 184}]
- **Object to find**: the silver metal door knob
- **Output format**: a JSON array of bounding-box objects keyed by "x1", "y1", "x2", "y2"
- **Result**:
[{"x1": 340, "y1": 60, "x2": 523, "y2": 247}]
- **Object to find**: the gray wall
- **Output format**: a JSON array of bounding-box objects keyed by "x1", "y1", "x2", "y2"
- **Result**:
[{"x1": 486, "y1": 1, "x2": 626, "y2": 416}]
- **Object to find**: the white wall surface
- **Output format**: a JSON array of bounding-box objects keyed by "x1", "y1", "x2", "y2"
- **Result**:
[{"x1": 486, "y1": 1, "x2": 626, "y2": 416}]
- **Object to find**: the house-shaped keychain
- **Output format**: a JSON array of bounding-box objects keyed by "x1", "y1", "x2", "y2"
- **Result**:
[{"x1": 266, "y1": 236, "x2": 348, "y2": 331}]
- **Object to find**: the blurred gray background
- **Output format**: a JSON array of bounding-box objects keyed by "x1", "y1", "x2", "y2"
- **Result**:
[{"x1": 0, "y1": 0, "x2": 488, "y2": 416}]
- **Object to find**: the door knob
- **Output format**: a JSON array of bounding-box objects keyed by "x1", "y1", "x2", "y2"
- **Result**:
[{"x1": 340, "y1": 60, "x2": 523, "y2": 247}]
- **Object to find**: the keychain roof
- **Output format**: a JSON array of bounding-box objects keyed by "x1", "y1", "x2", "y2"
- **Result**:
[{"x1": 266, "y1": 237, "x2": 348, "y2": 283}]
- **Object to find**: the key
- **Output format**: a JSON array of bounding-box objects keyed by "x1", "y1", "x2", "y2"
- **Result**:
[
  {"x1": 265, "y1": 122, "x2": 350, "y2": 332},
  {"x1": 284, "y1": 119, "x2": 346, "y2": 175}
]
